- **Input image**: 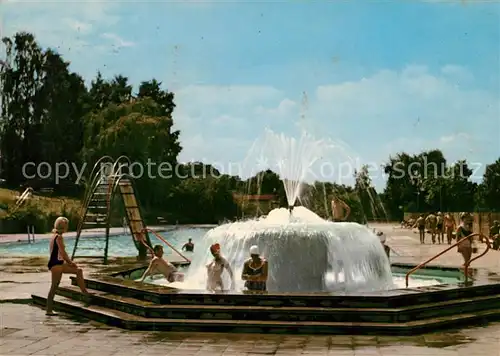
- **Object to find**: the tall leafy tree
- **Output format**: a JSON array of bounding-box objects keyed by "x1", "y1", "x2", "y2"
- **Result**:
[
  {"x1": 0, "y1": 32, "x2": 45, "y2": 185},
  {"x1": 38, "y1": 49, "x2": 88, "y2": 192},
  {"x1": 81, "y1": 97, "x2": 182, "y2": 208},
  {"x1": 477, "y1": 159, "x2": 500, "y2": 212}
]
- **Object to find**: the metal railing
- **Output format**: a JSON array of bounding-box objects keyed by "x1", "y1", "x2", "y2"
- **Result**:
[
  {"x1": 405, "y1": 232, "x2": 491, "y2": 287},
  {"x1": 12, "y1": 187, "x2": 33, "y2": 212},
  {"x1": 142, "y1": 227, "x2": 191, "y2": 263}
]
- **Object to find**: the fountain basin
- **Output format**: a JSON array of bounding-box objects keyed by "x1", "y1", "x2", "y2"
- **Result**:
[
  {"x1": 183, "y1": 207, "x2": 394, "y2": 293},
  {"x1": 31, "y1": 262, "x2": 500, "y2": 335}
]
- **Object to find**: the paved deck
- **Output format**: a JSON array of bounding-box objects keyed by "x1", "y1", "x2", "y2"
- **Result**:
[{"x1": 1, "y1": 223, "x2": 500, "y2": 355}]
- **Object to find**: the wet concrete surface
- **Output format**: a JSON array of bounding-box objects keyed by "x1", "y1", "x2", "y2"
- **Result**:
[{"x1": 1, "y1": 303, "x2": 500, "y2": 355}]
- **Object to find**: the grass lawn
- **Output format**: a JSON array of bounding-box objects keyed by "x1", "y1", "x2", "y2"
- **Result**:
[{"x1": 0, "y1": 188, "x2": 81, "y2": 216}]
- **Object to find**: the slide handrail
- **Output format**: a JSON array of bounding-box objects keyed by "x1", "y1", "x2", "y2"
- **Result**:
[
  {"x1": 405, "y1": 232, "x2": 491, "y2": 287},
  {"x1": 13, "y1": 187, "x2": 33, "y2": 212},
  {"x1": 142, "y1": 227, "x2": 191, "y2": 263}
]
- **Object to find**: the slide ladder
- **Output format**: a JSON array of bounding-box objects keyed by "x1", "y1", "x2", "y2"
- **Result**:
[{"x1": 71, "y1": 156, "x2": 153, "y2": 264}]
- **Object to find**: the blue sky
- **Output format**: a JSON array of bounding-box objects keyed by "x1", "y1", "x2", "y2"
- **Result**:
[{"x1": 3, "y1": 0, "x2": 500, "y2": 189}]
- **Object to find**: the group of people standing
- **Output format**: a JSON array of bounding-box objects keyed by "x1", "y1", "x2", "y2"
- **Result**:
[
  {"x1": 414, "y1": 212, "x2": 457, "y2": 245},
  {"x1": 413, "y1": 212, "x2": 500, "y2": 270}
]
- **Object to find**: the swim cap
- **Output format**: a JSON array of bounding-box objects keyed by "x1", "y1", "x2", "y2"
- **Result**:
[
  {"x1": 210, "y1": 243, "x2": 220, "y2": 254},
  {"x1": 249, "y1": 245, "x2": 259, "y2": 255}
]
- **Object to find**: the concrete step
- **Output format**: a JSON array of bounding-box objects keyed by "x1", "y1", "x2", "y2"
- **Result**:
[
  {"x1": 71, "y1": 276, "x2": 500, "y2": 308},
  {"x1": 31, "y1": 293, "x2": 500, "y2": 335},
  {"x1": 58, "y1": 285, "x2": 500, "y2": 323}
]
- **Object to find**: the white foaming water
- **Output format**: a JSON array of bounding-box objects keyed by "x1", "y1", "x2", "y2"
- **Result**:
[
  {"x1": 166, "y1": 129, "x2": 395, "y2": 293},
  {"x1": 181, "y1": 206, "x2": 395, "y2": 293},
  {"x1": 261, "y1": 130, "x2": 327, "y2": 208}
]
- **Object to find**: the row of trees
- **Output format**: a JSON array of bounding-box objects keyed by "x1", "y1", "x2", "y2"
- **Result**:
[
  {"x1": 382, "y1": 150, "x2": 500, "y2": 220},
  {"x1": 1, "y1": 32, "x2": 498, "y2": 225}
]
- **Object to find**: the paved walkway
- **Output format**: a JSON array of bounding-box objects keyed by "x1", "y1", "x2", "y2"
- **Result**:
[
  {"x1": 1, "y1": 223, "x2": 500, "y2": 355},
  {"x1": 1, "y1": 303, "x2": 499, "y2": 355}
]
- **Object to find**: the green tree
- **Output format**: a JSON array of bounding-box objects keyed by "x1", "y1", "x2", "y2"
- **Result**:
[
  {"x1": 354, "y1": 165, "x2": 383, "y2": 221},
  {"x1": 82, "y1": 98, "x2": 181, "y2": 209},
  {"x1": 477, "y1": 159, "x2": 500, "y2": 211},
  {"x1": 383, "y1": 150, "x2": 447, "y2": 219},
  {"x1": 425, "y1": 160, "x2": 477, "y2": 212},
  {"x1": 38, "y1": 49, "x2": 88, "y2": 193},
  {"x1": 0, "y1": 32, "x2": 45, "y2": 185}
]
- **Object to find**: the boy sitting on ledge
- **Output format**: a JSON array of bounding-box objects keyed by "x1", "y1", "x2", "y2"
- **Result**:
[{"x1": 139, "y1": 244, "x2": 184, "y2": 283}]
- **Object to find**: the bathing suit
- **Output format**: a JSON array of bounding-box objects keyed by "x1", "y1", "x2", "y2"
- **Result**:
[
  {"x1": 243, "y1": 259, "x2": 267, "y2": 291},
  {"x1": 437, "y1": 216, "x2": 443, "y2": 230},
  {"x1": 183, "y1": 243, "x2": 194, "y2": 252},
  {"x1": 47, "y1": 234, "x2": 64, "y2": 270},
  {"x1": 457, "y1": 227, "x2": 473, "y2": 253},
  {"x1": 206, "y1": 256, "x2": 229, "y2": 290},
  {"x1": 417, "y1": 221, "x2": 425, "y2": 231}
]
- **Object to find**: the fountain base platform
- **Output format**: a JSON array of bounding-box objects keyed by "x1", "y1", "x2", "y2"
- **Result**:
[{"x1": 32, "y1": 263, "x2": 500, "y2": 335}]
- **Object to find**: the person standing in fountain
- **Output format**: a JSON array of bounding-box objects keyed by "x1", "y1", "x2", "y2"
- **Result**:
[
  {"x1": 331, "y1": 197, "x2": 351, "y2": 222},
  {"x1": 182, "y1": 238, "x2": 194, "y2": 252},
  {"x1": 241, "y1": 245, "x2": 268, "y2": 291},
  {"x1": 206, "y1": 243, "x2": 235, "y2": 291},
  {"x1": 444, "y1": 213, "x2": 456, "y2": 245},
  {"x1": 46, "y1": 217, "x2": 90, "y2": 316},
  {"x1": 415, "y1": 214, "x2": 426, "y2": 244}
]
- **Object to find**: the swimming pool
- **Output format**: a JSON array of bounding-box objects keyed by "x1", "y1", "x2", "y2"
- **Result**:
[
  {"x1": 121, "y1": 264, "x2": 465, "y2": 290},
  {"x1": 0, "y1": 229, "x2": 466, "y2": 289},
  {"x1": 0, "y1": 227, "x2": 210, "y2": 257}
]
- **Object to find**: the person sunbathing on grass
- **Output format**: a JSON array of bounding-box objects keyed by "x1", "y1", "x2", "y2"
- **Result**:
[{"x1": 139, "y1": 244, "x2": 184, "y2": 283}]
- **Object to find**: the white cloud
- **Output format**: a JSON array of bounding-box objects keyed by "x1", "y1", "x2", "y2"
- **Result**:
[
  {"x1": 440, "y1": 132, "x2": 471, "y2": 144},
  {"x1": 174, "y1": 65, "x2": 499, "y2": 188},
  {"x1": 100, "y1": 32, "x2": 135, "y2": 48},
  {"x1": 441, "y1": 64, "x2": 473, "y2": 83},
  {"x1": 2, "y1": 0, "x2": 130, "y2": 77},
  {"x1": 255, "y1": 98, "x2": 297, "y2": 119}
]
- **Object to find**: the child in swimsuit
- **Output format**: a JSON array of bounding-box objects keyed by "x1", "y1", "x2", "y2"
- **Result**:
[
  {"x1": 241, "y1": 245, "x2": 268, "y2": 291},
  {"x1": 206, "y1": 243, "x2": 235, "y2": 291},
  {"x1": 139, "y1": 245, "x2": 183, "y2": 283},
  {"x1": 456, "y1": 212, "x2": 474, "y2": 268}
]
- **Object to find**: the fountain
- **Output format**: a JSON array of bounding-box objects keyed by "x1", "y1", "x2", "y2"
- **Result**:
[
  {"x1": 182, "y1": 130, "x2": 394, "y2": 293},
  {"x1": 32, "y1": 144, "x2": 498, "y2": 334}
]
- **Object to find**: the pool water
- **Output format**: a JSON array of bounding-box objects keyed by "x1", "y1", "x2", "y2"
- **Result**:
[
  {"x1": 1, "y1": 227, "x2": 465, "y2": 290},
  {"x1": 392, "y1": 273, "x2": 462, "y2": 288},
  {"x1": 0, "y1": 228, "x2": 210, "y2": 257},
  {"x1": 132, "y1": 266, "x2": 465, "y2": 290}
]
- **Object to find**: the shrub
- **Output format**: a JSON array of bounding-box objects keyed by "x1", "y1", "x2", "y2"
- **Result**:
[
  {"x1": 0, "y1": 200, "x2": 83, "y2": 234},
  {"x1": 1, "y1": 201, "x2": 49, "y2": 233}
]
